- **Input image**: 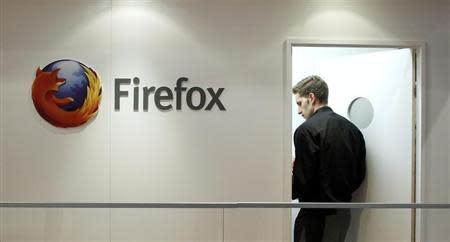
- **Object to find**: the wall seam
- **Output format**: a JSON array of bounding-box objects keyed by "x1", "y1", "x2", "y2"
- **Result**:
[
  {"x1": 0, "y1": 0, "x2": 4, "y2": 241},
  {"x1": 109, "y1": 1, "x2": 113, "y2": 242}
]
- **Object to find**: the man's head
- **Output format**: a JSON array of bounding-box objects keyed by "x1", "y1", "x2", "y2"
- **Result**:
[{"x1": 292, "y1": 75, "x2": 329, "y2": 119}]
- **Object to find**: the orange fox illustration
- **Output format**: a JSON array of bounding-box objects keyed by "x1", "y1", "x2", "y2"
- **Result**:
[{"x1": 31, "y1": 67, "x2": 101, "y2": 128}]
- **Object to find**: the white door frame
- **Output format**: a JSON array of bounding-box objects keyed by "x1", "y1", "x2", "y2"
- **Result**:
[{"x1": 282, "y1": 39, "x2": 425, "y2": 242}]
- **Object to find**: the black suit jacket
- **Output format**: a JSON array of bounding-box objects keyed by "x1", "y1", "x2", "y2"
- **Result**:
[{"x1": 292, "y1": 106, "x2": 366, "y2": 202}]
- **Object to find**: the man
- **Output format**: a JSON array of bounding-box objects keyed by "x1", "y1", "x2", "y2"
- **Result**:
[{"x1": 292, "y1": 75, "x2": 366, "y2": 242}]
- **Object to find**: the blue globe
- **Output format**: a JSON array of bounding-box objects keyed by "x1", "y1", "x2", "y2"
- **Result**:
[{"x1": 42, "y1": 59, "x2": 89, "y2": 111}]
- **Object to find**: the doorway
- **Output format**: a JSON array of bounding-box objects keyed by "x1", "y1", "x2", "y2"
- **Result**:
[{"x1": 286, "y1": 42, "x2": 423, "y2": 242}]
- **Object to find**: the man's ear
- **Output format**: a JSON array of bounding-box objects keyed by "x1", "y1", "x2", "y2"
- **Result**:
[{"x1": 308, "y1": 93, "x2": 316, "y2": 104}]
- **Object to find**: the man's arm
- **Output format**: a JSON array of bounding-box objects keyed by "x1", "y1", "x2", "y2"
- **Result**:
[{"x1": 292, "y1": 127, "x2": 319, "y2": 201}]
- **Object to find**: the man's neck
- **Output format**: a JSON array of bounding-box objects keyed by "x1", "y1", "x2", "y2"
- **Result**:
[{"x1": 313, "y1": 104, "x2": 327, "y2": 113}]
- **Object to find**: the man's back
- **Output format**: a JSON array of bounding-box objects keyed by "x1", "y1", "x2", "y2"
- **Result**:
[{"x1": 293, "y1": 106, "x2": 366, "y2": 202}]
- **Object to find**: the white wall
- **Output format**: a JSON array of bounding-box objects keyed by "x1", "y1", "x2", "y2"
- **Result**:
[{"x1": 0, "y1": 0, "x2": 449, "y2": 241}]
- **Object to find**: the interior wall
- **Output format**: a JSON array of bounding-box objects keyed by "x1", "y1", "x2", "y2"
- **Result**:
[{"x1": 0, "y1": 0, "x2": 449, "y2": 241}]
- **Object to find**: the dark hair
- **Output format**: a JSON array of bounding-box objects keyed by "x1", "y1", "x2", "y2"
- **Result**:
[{"x1": 292, "y1": 75, "x2": 328, "y2": 104}]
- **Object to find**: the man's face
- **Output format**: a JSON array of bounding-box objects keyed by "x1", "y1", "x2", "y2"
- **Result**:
[{"x1": 295, "y1": 93, "x2": 314, "y2": 119}]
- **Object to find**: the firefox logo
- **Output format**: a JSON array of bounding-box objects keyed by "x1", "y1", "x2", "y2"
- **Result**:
[{"x1": 31, "y1": 59, "x2": 102, "y2": 128}]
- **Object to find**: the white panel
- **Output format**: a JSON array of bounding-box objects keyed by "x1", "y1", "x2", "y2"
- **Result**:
[
  {"x1": 2, "y1": 0, "x2": 111, "y2": 202},
  {"x1": 224, "y1": 209, "x2": 285, "y2": 242},
  {"x1": 110, "y1": 1, "x2": 284, "y2": 203},
  {"x1": 345, "y1": 209, "x2": 413, "y2": 242},
  {"x1": 1, "y1": 0, "x2": 111, "y2": 241},
  {"x1": 2, "y1": 208, "x2": 109, "y2": 242},
  {"x1": 111, "y1": 209, "x2": 222, "y2": 242}
]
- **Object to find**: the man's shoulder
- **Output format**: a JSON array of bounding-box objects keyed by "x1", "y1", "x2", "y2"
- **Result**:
[
  {"x1": 295, "y1": 118, "x2": 318, "y2": 137},
  {"x1": 310, "y1": 107, "x2": 362, "y2": 133},
  {"x1": 298, "y1": 116, "x2": 317, "y2": 129},
  {"x1": 329, "y1": 111, "x2": 361, "y2": 130}
]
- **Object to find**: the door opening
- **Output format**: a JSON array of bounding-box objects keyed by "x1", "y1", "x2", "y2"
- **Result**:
[{"x1": 287, "y1": 44, "x2": 422, "y2": 242}]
